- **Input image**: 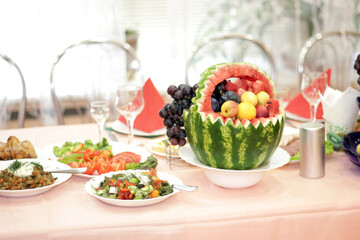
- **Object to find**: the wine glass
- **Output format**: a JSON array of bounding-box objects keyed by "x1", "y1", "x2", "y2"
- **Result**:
[
  {"x1": 276, "y1": 86, "x2": 290, "y2": 109},
  {"x1": 301, "y1": 71, "x2": 328, "y2": 122},
  {"x1": 115, "y1": 84, "x2": 145, "y2": 145},
  {"x1": 90, "y1": 101, "x2": 110, "y2": 142}
]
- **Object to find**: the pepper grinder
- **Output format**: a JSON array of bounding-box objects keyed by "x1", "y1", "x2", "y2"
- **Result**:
[{"x1": 299, "y1": 122, "x2": 325, "y2": 178}]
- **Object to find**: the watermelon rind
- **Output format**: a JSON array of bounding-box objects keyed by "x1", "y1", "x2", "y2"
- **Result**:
[
  {"x1": 184, "y1": 62, "x2": 284, "y2": 170},
  {"x1": 184, "y1": 107, "x2": 285, "y2": 170}
]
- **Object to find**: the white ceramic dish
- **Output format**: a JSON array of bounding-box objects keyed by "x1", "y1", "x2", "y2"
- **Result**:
[
  {"x1": 145, "y1": 138, "x2": 181, "y2": 159},
  {"x1": 0, "y1": 159, "x2": 72, "y2": 197},
  {"x1": 110, "y1": 120, "x2": 166, "y2": 138},
  {"x1": 178, "y1": 146, "x2": 290, "y2": 189},
  {"x1": 286, "y1": 111, "x2": 324, "y2": 122},
  {"x1": 39, "y1": 140, "x2": 151, "y2": 179},
  {"x1": 85, "y1": 170, "x2": 183, "y2": 207}
]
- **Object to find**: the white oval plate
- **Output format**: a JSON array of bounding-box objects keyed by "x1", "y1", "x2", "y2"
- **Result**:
[
  {"x1": 110, "y1": 120, "x2": 166, "y2": 138},
  {"x1": 39, "y1": 140, "x2": 152, "y2": 179},
  {"x1": 85, "y1": 170, "x2": 183, "y2": 207},
  {"x1": 0, "y1": 159, "x2": 72, "y2": 197},
  {"x1": 178, "y1": 145, "x2": 290, "y2": 188},
  {"x1": 145, "y1": 138, "x2": 181, "y2": 159}
]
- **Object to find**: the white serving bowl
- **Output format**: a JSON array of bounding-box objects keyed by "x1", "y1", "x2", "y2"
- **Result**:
[{"x1": 179, "y1": 146, "x2": 290, "y2": 189}]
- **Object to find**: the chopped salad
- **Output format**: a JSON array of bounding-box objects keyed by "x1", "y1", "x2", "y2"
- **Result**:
[
  {"x1": 53, "y1": 138, "x2": 158, "y2": 175},
  {"x1": 94, "y1": 169, "x2": 173, "y2": 200}
]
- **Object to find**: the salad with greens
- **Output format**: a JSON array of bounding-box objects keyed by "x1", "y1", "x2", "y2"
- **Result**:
[
  {"x1": 53, "y1": 138, "x2": 111, "y2": 157},
  {"x1": 94, "y1": 169, "x2": 173, "y2": 200}
]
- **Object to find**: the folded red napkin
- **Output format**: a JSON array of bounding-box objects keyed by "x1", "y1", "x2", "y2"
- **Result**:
[
  {"x1": 286, "y1": 68, "x2": 331, "y2": 120},
  {"x1": 119, "y1": 78, "x2": 165, "y2": 133}
]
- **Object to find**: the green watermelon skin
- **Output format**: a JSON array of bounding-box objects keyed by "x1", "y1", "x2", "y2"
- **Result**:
[
  {"x1": 184, "y1": 62, "x2": 284, "y2": 170},
  {"x1": 184, "y1": 107, "x2": 285, "y2": 170}
]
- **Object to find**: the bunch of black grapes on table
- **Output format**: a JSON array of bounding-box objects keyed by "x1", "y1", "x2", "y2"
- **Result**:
[
  {"x1": 354, "y1": 53, "x2": 360, "y2": 85},
  {"x1": 159, "y1": 84, "x2": 199, "y2": 146}
]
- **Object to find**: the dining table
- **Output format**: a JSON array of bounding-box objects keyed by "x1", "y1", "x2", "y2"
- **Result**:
[{"x1": 1, "y1": 122, "x2": 360, "y2": 240}]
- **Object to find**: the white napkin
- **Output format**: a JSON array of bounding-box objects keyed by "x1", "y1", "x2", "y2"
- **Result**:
[
  {"x1": 279, "y1": 126, "x2": 299, "y2": 147},
  {"x1": 320, "y1": 86, "x2": 360, "y2": 134}
]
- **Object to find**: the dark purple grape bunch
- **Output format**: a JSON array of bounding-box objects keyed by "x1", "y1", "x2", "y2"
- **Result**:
[
  {"x1": 354, "y1": 53, "x2": 360, "y2": 85},
  {"x1": 159, "y1": 83, "x2": 199, "y2": 146}
]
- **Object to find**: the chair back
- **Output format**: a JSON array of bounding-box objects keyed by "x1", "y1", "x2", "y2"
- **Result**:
[
  {"x1": 50, "y1": 40, "x2": 142, "y2": 125},
  {"x1": 0, "y1": 53, "x2": 26, "y2": 128},
  {"x1": 298, "y1": 30, "x2": 360, "y2": 91},
  {"x1": 185, "y1": 33, "x2": 276, "y2": 86}
]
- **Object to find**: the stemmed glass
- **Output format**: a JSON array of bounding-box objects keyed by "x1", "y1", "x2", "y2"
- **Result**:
[
  {"x1": 301, "y1": 71, "x2": 328, "y2": 122},
  {"x1": 115, "y1": 84, "x2": 145, "y2": 145},
  {"x1": 276, "y1": 87, "x2": 290, "y2": 109},
  {"x1": 90, "y1": 101, "x2": 110, "y2": 142}
]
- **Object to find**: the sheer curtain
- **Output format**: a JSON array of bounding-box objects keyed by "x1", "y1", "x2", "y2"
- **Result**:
[
  {"x1": 123, "y1": 0, "x2": 210, "y2": 91},
  {"x1": 0, "y1": 0, "x2": 358, "y2": 127},
  {"x1": 0, "y1": 0, "x2": 125, "y2": 126}
]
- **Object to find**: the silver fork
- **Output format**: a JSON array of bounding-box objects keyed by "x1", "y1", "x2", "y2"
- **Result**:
[
  {"x1": 173, "y1": 184, "x2": 198, "y2": 192},
  {"x1": 46, "y1": 167, "x2": 87, "y2": 174}
]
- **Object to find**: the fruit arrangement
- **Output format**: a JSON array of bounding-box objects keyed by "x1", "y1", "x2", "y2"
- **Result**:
[
  {"x1": 210, "y1": 79, "x2": 279, "y2": 120},
  {"x1": 159, "y1": 83, "x2": 199, "y2": 146},
  {"x1": 160, "y1": 63, "x2": 285, "y2": 170}
]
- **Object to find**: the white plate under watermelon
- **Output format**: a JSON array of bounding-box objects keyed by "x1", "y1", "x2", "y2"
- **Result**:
[{"x1": 179, "y1": 146, "x2": 290, "y2": 189}]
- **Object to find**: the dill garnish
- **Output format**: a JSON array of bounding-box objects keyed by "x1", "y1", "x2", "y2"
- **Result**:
[
  {"x1": 30, "y1": 162, "x2": 43, "y2": 170},
  {"x1": 8, "y1": 160, "x2": 23, "y2": 172}
]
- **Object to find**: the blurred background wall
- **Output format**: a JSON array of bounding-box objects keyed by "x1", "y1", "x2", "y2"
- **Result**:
[{"x1": 0, "y1": 0, "x2": 359, "y2": 126}]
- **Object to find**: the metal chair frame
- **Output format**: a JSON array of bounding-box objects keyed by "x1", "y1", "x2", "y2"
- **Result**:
[
  {"x1": 0, "y1": 53, "x2": 26, "y2": 128},
  {"x1": 298, "y1": 30, "x2": 360, "y2": 88},
  {"x1": 185, "y1": 33, "x2": 276, "y2": 84},
  {"x1": 50, "y1": 39, "x2": 141, "y2": 125}
]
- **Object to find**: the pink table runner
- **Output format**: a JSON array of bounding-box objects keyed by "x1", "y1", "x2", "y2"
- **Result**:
[{"x1": 0, "y1": 124, "x2": 360, "y2": 240}]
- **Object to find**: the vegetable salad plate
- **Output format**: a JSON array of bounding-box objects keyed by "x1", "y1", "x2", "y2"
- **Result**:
[
  {"x1": 85, "y1": 170, "x2": 183, "y2": 207},
  {"x1": 39, "y1": 140, "x2": 152, "y2": 179},
  {"x1": 179, "y1": 145, "x2": 290, "y2": 189},
  {"x1": 0, "y1": 159, "x2": 72, "y2": 197},
  {"x1": 108, "y1": 120, "x2": 166, "y2": 138}
]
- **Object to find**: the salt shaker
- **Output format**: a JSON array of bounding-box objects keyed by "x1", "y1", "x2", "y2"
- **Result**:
[{"x1": 299, "y1": 122, "x2": 325, "y2": 178}]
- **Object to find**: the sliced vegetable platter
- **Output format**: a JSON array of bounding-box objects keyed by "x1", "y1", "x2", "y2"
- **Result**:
[{"x1": 39, "y1": 138, "x2": 156, "y2": 179}]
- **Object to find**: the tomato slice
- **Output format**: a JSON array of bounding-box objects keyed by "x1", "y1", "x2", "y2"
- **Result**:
[
  {"x1": 111, "y1": 152, "x2": 141, "y2": 164},
  {"x1": 69, "y1": 161, "x2": 83, "y2": 169},
  {"x1": 97, "y1": 159, "x2": 113, "y2": 174},
  {"x1": 83, "y1": 161, "x2": 97, "y2": 175},
  {"x1": 76, "y1": 150, "x2": 92, "y2": 162},
  {"x1": 94, "y1": 150, "x2": 111, "y2": 159},
  {"x1": 149, "y1": 168, "x2": 157, "y2": 177},
  {"x1": 111, "y1": 160, "x2": 126, "y2": 171}
]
